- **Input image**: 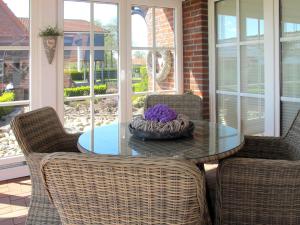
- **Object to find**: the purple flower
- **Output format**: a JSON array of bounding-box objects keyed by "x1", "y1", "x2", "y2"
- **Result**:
[{"x1": 144, "y1": 104, "x2": 177, "y2": 123}]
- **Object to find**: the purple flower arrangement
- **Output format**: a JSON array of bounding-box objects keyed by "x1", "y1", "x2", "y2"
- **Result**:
[{"x1": 144, "y1": 104, "x2": 177, "y2": 123}]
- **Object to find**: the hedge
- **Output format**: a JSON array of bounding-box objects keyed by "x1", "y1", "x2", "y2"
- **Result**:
[
  {"x1": 67, "y1": 69, "x2": 118, "y2": 81},
  {"x1": 0, "y1": 91, "x2": 15, "y2": 118},
  {"x1": 64, "y1": 84, "x2": 107, "y2": 97}
]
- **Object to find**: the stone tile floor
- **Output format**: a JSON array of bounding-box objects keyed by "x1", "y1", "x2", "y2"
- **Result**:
[{"x1": 0, "y1": 177, "x2": 31, "y2": 225}]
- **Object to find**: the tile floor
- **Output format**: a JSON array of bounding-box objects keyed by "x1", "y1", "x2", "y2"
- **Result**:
[{"x1": 0, "y1": 177, "x2": 31, "y2": 225}]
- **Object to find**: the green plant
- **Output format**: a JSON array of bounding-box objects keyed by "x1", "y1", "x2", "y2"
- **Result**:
[
  {"x1": 64, "y1": 84, "x2": 107, "y2": 97},
  {"x1": 132, "y1": 95, "x2": 146, "y2": 109},
  {"x1": 39, "y1": 26, "x2": 63, "y2": 37},
  {"x1": 0, "y1": 91, "x2": 15, "y2": 118}
]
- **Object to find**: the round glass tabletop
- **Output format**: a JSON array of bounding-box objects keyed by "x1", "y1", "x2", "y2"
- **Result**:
[{"x1": 77, "y1": 120, "x2": 244, "y2": 163}]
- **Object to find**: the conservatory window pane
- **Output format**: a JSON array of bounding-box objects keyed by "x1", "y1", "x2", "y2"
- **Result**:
[
  {"x1": 240, "y1": 0, "x2": 264, "y2": 41},
  {"x1": 281, "y1": 0, "x2": 300, "y2": 37},
  {"x1": 240, "y1": 45, "x2": 264, "y2": 94},
  {"x1": 155, "y1": 8, "x2": 175, "y2": 48},
  {"x1": 216, "y1": 0, "x2": 237, "y2": 44},
  {"x1": 216, "y1": 47, "x2": 237, "y2": 92},
  {"x1": 131, "y1": 6, "x2": 152, "y2": 48}
]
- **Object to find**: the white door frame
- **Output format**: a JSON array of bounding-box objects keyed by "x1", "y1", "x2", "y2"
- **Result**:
[{"x1": 208, "y1": 0, "x2": 278, "y2": 136}]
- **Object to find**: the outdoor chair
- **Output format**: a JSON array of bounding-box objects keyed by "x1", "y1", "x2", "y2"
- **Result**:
[
  {"x1": 11, "y1": 107, "x2": 81, "y2": 225},
  {"x1": 41, "y1": 152, "x2": 212, "y2": 225},
  {"x1": 215, "y1": 111, "x2": 300, "y2": 225},
  {"x1": 144, "y1": 94, "x2": 203, "y2": 120}
]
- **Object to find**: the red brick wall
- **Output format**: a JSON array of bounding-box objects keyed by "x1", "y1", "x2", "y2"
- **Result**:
[{"x1": 182, "y1": 0, "x2": 209, "y2": 119}]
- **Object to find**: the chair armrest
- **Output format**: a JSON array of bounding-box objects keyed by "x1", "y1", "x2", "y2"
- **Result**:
[
  {"x1": 216, "y1": 158, "x2": 300, "y2": 225},
  {"x1": 234, "y1": 136, "x2": 291, "y2": 160}
]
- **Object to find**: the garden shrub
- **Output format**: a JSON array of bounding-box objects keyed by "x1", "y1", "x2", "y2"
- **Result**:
[
  {"x1": 132, "y1": 95, "x2": 146, "y2": 109},
  {"x1": 64, "y1": 84, "x2": 107, "y2": 97},
  {"x1": 0, "y1": 91, "x2": 15, "y2": 118}
]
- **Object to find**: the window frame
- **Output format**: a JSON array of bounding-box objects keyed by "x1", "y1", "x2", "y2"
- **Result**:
[
  {"x1": 209, "y1": 0, "x2": 277, "y2": 136},
  {"x1": 57, "y1": 0, "x2": 183, "y2": 130}
]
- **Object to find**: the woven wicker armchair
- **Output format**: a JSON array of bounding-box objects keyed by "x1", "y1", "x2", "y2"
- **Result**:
[
  {"x1": 41, "y1": 152, "x2": 212, "y2": 225},
  {"x1": 144, "y1": 94, "x2": 203, "y2": 120},
  {"x1": 215, "y1": 111, "x2": 300, "y2": 225},
  {"x1": 11, "y1": 107, "x2": 81, "y2": 225}
]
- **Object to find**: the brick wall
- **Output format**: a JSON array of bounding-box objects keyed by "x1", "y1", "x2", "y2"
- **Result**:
[{"x1": 182, "y1": 0, "x2": 209, "y2": 119}]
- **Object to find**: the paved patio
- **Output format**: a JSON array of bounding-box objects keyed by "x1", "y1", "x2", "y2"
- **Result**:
[{"x1": 0, "y1": 177, "x2": 31, "y2": 225}]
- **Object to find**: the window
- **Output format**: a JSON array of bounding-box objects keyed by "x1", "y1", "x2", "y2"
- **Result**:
[
  {"x1": 214, "y1": 0, "x2": 265, "y2": 135},
  {"x1": 280, "y1": 0, "x2": 300, "y2": 134},
  {"x1": 131, "y1": 6, "x2": 176, "y2": 115},
  {"x1": 61, "y1": 0, "x2": 183, "y2": 146},
  {"x1": 0, "y1": 0, "x2": 30, "y2": 160},
  {"x1": 63, "y1": 1, "x2": 119, "y2": 137}
]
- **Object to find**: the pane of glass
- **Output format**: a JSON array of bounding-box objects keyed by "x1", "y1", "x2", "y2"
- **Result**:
[
  {"x1": 282, "y1": 41, "x2": 300, "y2": 98},
  {"x1": 155, "y1": 8, "x2": 175, "y2": 48},
  {"x1": 131, "y1": 6, "x2": 152, "y2": 47},
  {"x1": 132, "y1": 50, "x2": 150, "y2": 93},
  {"x1": 240, "y1": 0, "x2": 264, "y2": 41},
  {"x1": 241, "y1": 97, "x2": 265, "y2": 135},
  {"x1": 132, "y1": 94, "x2": 146, "y2": 116},
  {"x1": 217, "y1": 94, "x2": 238, "y2": 129},
  {"x1": 95, "y1": 50, "x2": 118, "y2": 95},
  {"x1": 94, "y1": 3, "x2": 118, "y2": 50},
  {"x1": 64, "y1": 1, "x2": 91, "y2": 47},
  {"x1": 1, "y1": 0, "x2": 30, "y2": 46},
  {"x1": 216, "y1": 0, "x2": 237, "y2": 44},
  {"x1": 94, "y1": 97, "x2": 118, "y2": 127},
  {"x1": 217, "y1": 47, "x2": 237, "y2": 92},
  {"x1": 241, "y1": 45, "x2": 264, "y2": 94},
  {"x1": 64, "y1": 100, "x2": 91, "y2": 133},
  {"x1": 155, "y1": 50, "x2": 175, "y2": 91},
  {"x1": 281, "y1": 0, "x2": 300, "y2": 37},
  {"x1": 281, "y1": 101, "x2": 300, "y2": 135},
  {"x1": 64, "y1": 50, "x2": 91, "y2": 96},
  {"x1": 0, "y1": 51, "x2": 29, "y2": 101},
  {"x1": 0, "y1": 105, "x2": 29, "y2": 158}
]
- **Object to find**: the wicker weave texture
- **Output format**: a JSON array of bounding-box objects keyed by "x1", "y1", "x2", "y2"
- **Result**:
[
  {"x1": 144, "y1": 94, "x2": 203, "y2": 121},
  {"x1": 41, "y1": 153, "x2": 211, "y2": 225},
  {"x1": 215, "y1": 110, "x2": 300, "y2": 225},
  {"x1": 11, "y1": 107, "x2": 81, "y2": 225}
]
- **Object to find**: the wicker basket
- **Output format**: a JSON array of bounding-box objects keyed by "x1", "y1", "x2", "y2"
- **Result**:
[{"x1": 128, "y1": 121, "x2": 195, "y2": 141}]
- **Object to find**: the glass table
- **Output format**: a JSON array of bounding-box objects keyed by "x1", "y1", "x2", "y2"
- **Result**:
[{"x1": 77, "y1": 120, "x2": 244, "y2": 164}]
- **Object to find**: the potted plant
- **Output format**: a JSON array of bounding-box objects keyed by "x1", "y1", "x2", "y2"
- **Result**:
[{"x1": 39, "y1": 26, "x2": 63, "y2": 64}]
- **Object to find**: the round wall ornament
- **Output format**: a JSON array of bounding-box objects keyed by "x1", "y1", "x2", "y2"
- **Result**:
[{"x1": 147, "y1": 50, "x2": 172, "y2": 83}]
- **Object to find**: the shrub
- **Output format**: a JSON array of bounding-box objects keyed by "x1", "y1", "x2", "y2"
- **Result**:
[
  {"x1": 132, "y1": 95, "x2": 146, "y2": 109},
  {"x1": 64, "y1": 84, "x2": 107, "y2": 97},
  {"x1": 0, "y1": 91, "x2": 15, "y2": 118},
  {"x1": 70, "y1": 71, "x2": 84, "y2": 81}
]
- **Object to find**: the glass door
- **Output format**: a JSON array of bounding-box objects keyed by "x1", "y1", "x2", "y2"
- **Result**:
[
  {"x1": 130, "y1": 5, "x2": 177, "y2": 115},
  {"x1": 63, "y1": 0, "x2": 119, "y2": 149},
  {"x1": 280, "y1": 0, "x2": 300, "y2": 134},
  {"x1": 214, "y1": 0, "x2": 266, "y2": 135}
]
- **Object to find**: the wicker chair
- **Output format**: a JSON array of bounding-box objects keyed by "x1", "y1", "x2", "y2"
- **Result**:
[
  {"x1": 11, "y1": 107, "x2": 81, "y2": 225},
  {"x1": 215, "y1": 111, "x2": 300, "y2": 225},
  {"x1": 41, "y1": 152, "x2": 212, "y2": 225},
  {"x1": 144, "y1": 94, "x2": 203, "y2": 120}
]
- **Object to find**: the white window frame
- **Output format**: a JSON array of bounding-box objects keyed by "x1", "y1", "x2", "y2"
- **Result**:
[
  {"x1": 208, "y1": 0, "x2": 277, "y2": 136},
  {"x1": 57, "y1": 0, "x2": 183, "y2": 135},
  {"x1": 0, "y1": 0, "x2": 32, "y2": 180}
]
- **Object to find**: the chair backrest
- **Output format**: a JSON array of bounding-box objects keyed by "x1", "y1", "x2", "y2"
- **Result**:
[
  {"x1": 41, "y1": 153, "x2": 208, "y2": 225},
  {"x1": 11, "y1": 107, "x2": 66, "y2": 155},
  {"x1": 284, "y1": 110, "x2": 300, "y2": 160},
  {"x1": 144, "y1": 94, "x2": 203, "y2": 120}
]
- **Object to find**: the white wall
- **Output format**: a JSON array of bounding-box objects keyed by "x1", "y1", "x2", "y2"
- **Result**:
[{"x1": 30, "y1": 0, "x2": 60, "y2": 111}]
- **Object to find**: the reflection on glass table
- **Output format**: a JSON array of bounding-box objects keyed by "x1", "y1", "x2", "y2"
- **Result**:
[{"x1": 77, "y1": 120, "x2": 244, "y2": 164}]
